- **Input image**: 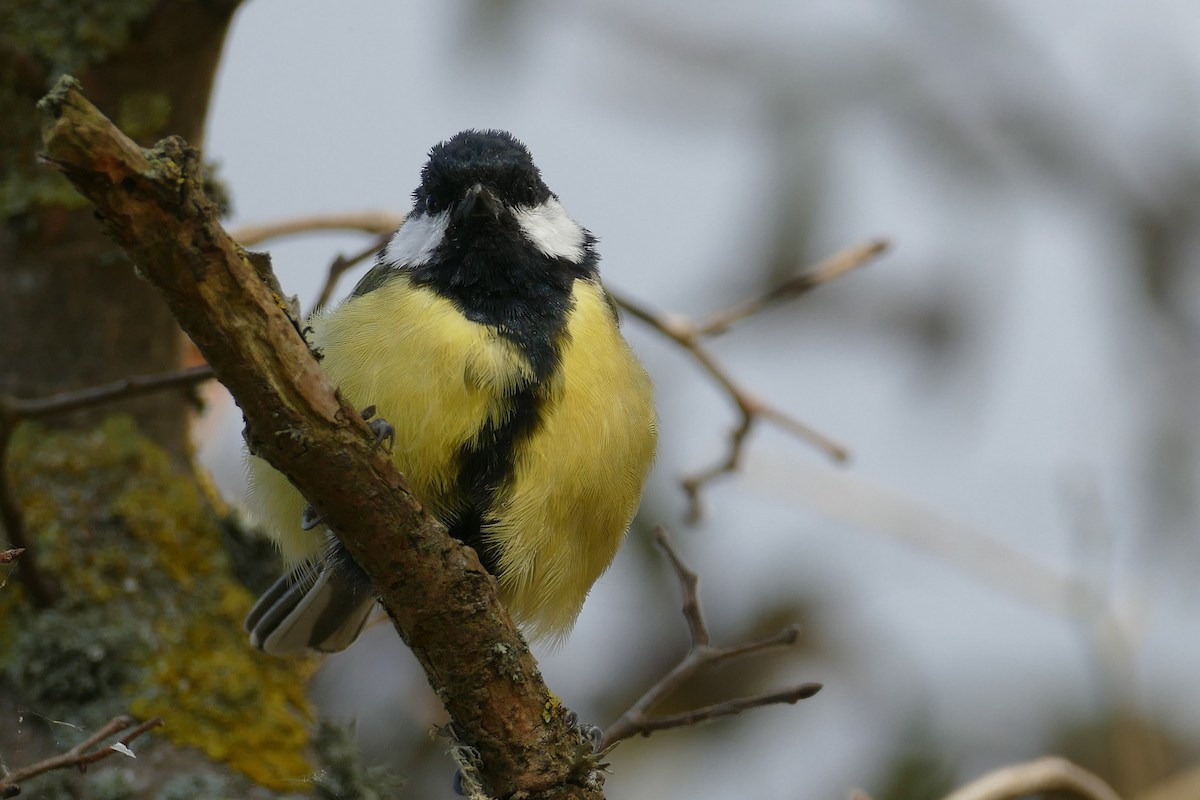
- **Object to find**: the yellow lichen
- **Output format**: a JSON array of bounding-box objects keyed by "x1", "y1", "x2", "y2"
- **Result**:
[
  {"x1": 2, "y1": 417, "x2": 318, "y2": 790},
  {"x1": 542, "y1": 694, "x2": 564, "y2": 724}
]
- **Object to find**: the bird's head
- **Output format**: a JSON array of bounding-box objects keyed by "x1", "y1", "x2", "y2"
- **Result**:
[
  {"x1": 417, "y1": 129, "x2": 549, "y2": 223},
  {"x1": 381, "y1": 130, "x2": 590, "y2": 270}
]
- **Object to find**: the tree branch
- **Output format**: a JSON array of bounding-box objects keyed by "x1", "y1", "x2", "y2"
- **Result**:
[
  {"x1": 941, "y1": 756, "x2": 1123, "y2": 800},
  {"x1": 38, "y1": 75, "x2": 600, "y2": 799},
  {"x1": 230, "y1": 211, "x2": 403, "y2": 247},
  {"x1": 600, "y1": 527, "x2": 821, "y2": 748},
  {"x1": 609, "y1": 236, "x2": 885, "y2": 522},
  {"x1": 0, "y1": 715, "x2": 163, "y2": 798}
]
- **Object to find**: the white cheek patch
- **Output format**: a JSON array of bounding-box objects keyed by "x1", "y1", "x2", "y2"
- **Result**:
[
  {"x1": 382, "y1": 211, "x2": 450, "y2": 267},
  {"x1": 514, "y1": 198, "x2": 587, "y2": 263}
]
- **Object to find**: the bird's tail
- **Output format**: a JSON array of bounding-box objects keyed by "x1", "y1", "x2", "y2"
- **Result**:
[{"x1": 245, "y1": 567, "x2": 375, "y2": 655}]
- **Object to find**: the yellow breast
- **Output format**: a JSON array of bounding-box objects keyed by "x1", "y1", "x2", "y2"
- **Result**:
[{"x1": 245, "y1": 273, "x2": 656, "y2": 640}]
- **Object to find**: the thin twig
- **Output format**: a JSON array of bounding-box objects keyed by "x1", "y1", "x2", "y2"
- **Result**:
[
  {"x1": 0, "y1": 548, "x2": 24, "y2": 564},
  {"x1": 600, "y1": 527, "x2": 820, "y2": 749},
  {"x1": 615, "y1": 246, "x2": 867, "y2": 521},
  {"x1": 619, "y1": 684, "x2": 821, "y2": 739},
  {"x1": 940, "y1": 756, "x2": 1123, "y2": 800},
  {"x1": 230, "y1": 212, "x2": 406, "y2": 312},
  {"x1": 311, "y1": 231, "x2": 394, "y2": 313},
  {"x1": 0, "y1": 365, "x2": 214, "y2": 422},
  {"x1": 0, "y1": 364, "x2": 216, "y2": 607},
  {"x1": 230, "y1": 211, "x2": 403, "y2": 248},
  {"x1": 0, "y1": 715, "x2": 163, "y2": 798},
  {"x1": 697, "y1": 238, "x2": 889, "y2": 336}
]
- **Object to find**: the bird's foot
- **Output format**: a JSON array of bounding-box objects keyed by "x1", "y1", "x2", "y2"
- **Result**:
[
  {"x1": 359, "y1": 405, "x2": 395, "y2": 453},
  {"x1": 300, "y1": 503, "x2": 323, "y2": 531},
  {"x1": 564, "y1": 709, "x2": 604, "y2": 753}
]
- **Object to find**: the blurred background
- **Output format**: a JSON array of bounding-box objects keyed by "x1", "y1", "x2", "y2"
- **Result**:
[{"x1": 192, "y1": 1, "x2": 1200, "y2": 797}]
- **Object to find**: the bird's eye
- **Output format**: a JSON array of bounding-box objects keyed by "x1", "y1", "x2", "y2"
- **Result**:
[{"x1": 424, "y1": 194, "x2": 439, "y2": 214}]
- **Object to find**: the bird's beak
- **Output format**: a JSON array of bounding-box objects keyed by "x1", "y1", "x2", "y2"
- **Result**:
[{"x1": 454, "y1": 183, "x2": 503, "y2": 223}]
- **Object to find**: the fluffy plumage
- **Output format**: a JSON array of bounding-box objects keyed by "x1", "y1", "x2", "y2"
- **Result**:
[{"x1": 245, "y1": 130, "x2": 656, "y2": 653}]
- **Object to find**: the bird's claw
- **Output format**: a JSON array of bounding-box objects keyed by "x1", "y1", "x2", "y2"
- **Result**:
[
  {"x1": 360, "y1": 405, "x2": 396, "y2": 453},
  {"x1": 564, "y1": 710, "x2": 604, "y2": 753},
  {"x1": 300, "y1": 503, "x2": 323, "y2": 531}
]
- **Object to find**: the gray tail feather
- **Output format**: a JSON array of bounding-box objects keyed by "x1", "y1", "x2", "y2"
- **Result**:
[{"x1": 245, "y1": 568, "x2": 375, "y2": 655}]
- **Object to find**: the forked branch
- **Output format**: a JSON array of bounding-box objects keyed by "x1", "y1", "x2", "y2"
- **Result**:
[
  {"x1": 0, "y1": 715, "x2": 163, "y2": 798},
  {"x1": 601, "y1": 527, "x2": 821, "y2": 749}
]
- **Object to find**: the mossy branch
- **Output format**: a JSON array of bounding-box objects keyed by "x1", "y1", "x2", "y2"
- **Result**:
[{"x1": 37, "y1": 75, "x2": 601, "y2": 800}]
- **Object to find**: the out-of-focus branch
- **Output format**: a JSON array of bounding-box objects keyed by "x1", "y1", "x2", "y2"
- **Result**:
[
  {"x1": 600, "y1": 527, "x2": 821, "y2": 749},
  {"x1": 230, "y1": 211, "x2": 402, "y2": 247},
  {"x1": 941, "y1": 756, "x2": 1123, "y2": 800},
  {"x1": 848, "y1": 756, "x2": 1122, "y2": 800},
  {"x1": 697, "y1": 239, "x2": 888, "y2": 336},
  {"x1": 311, "y1": 232, "x2": 393, "y2": 313},
  {"x1": 39, "y1": 76, "x2": 601, "y2": 800},
  {"x1": 614, "y1": 239, "x2": 886, "y2": 520},
  {"x1": 230, "y1": 214, "x2": 403, "y2": 312},
  {"x1": 0, "y1": 365, "x2": 214, "y2": 422},
  {"x1": 0, "y1": 715, "x2": 163, "y2": 798}
]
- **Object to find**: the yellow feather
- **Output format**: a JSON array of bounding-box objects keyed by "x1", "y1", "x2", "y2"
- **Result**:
[{"x1": 245, "y1": 273, "x2": 656, "y2": 641}]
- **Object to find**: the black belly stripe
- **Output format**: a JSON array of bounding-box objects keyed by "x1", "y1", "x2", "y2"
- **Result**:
[
  {"x1": 353, "y1": 211, "x2": 602, "y2": 575},
  {"x1": 447, "y1": 380, "x2": 548, "y2": 574}
]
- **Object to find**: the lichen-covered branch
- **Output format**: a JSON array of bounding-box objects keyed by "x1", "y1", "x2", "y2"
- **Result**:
[{"x1": 38, "y1": 76, "x2": 600, "y2": 800}]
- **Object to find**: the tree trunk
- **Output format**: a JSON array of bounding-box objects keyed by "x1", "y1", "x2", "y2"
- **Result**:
[{"x1": 1, "y1": 0, "x2": 240, "y2": 464}]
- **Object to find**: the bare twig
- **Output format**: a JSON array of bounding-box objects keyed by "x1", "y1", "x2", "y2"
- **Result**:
[
  {"x1": 230, "y1": 213, "x2": 405, "y2": 314},
  {"x1": 697, "y1": 238, "x2": 889, "y2": 336},
  {"x1": 230, "y1": 211, "x2": 403, "y2": 248},
  {"x1": 311, "y1": 231, "x2": 393, "y2": 313},
  {"x1": 0, "y1": 715, "x2": 163, "y2": 798},
  {"x1": 600, "y1": 527, "x2": 820, "y2": 749},
  {"x1": 0, "y1": 365, "x2": 214, "y2": 422},
  {"x1": 941, "y1": 756, "x2": 1123, "y2": 800},
  {"x1": 0, "y1": 364, "x2": 215, "y2": 607},
  {"x1": 613, "y1": 240, "x2": 875, "y2": 521},
  {"x1": 0, "y1": 548, "x2": 24, "y2": 564}
]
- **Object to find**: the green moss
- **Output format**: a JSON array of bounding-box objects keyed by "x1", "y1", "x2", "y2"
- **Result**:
[
  {"x1": 92, "y1": 768, "x2": 137, "y2": 800},
  {"x1": 312, "y1": 721, "x2": 405, "y2": 800},
  {"x1": 1, "y1": 4, "x2": 160, "y2": 216},
  {"x1": 4, "y1": 605, "x2": 151, "y2": 724},
  {"x1": 203, "y1": 159, "x2": 235, "y2": 220},
  {"x1": 155, "y1": 772, "x2": 227, "y2": 800},
  {"x1": 116, "y1": 90, "x2": 173, "y2": 140},
  {"x1": 1, "y1": 72, "x2": 87, "y2": 218},
  {"x1": 0, "y1": 1, "x2": 159, "y2": 74},
  {"x1": 2, "y1": 418, "x2": 318, "y2": 791}
]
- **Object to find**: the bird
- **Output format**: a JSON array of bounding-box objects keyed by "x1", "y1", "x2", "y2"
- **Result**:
[{"x1": 243, "y1": 129, "x2": 657, "y2": 655}]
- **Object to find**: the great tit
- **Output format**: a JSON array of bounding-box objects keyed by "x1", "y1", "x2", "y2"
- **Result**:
[{"x1": 244, "y1": 130, "x2": 657, "y2": 654}]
